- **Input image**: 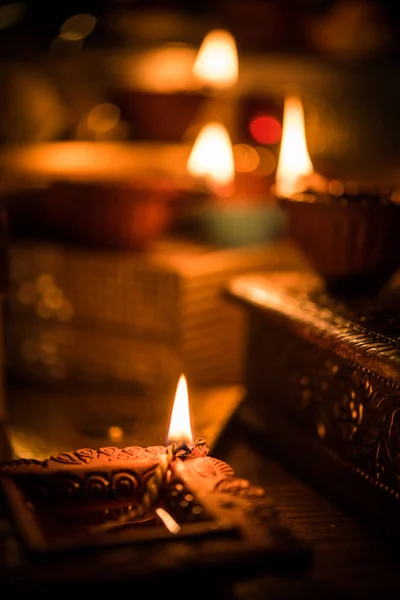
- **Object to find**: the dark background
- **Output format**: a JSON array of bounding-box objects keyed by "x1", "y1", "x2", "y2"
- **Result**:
[{"x1": 2, "y1": 0, "x2": 400, "y2": 181}]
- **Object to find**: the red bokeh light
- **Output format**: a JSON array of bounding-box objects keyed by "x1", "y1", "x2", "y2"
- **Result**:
[{"x1": 249, "y1": 114, "x2": 282, "y2": 145}]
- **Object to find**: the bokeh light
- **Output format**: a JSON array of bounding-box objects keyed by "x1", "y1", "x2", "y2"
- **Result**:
[
  {"x1": 87, "y1": 103, "x2": 121, "y2": 133},
  {"x1": 254, "y1": 146, "x2": 277, "y2": 177},
  {"x1": 60, "y1": 13, "x2": 97, "y2": 41},
  {"x1": 0, "y1": 2, "x2": 25, "y2": 30},
  {"x1": 249, "y1": 115, "x2": 282, "y2": 145},
  {"x1": 233, "y1": 144, "x2": 260, "y2": 173},
  {"x1": 108, "y1": 426, "x2": 124, "y2": 443},
  {"x1": 328, "y1": 179, "x2": 345, "y2": 196}
]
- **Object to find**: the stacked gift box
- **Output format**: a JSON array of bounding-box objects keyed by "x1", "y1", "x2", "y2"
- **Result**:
[{"x1": 5, "y1": 237, "x2": 303, "y2": 396}]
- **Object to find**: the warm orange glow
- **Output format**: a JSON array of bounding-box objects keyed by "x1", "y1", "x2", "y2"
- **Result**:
[
  {"x1": 275, "y1": 95, "x2": 314, "y2": 198},
  {"x1": 233, "y1": 144, "x2": 260, "y2": 173},
  {"x1": 187, "y1": 122, "x2": 235, "y2": 194},
  {"x1": 193, "y1": 29, "x2": 238, "y2": 89},
  {"x1": 135, "y1": 45, "x2": 198, "y2": 92},
  {"x1": 167, "y1": 374, "x2": 193, "y2": 445},
  {"x1": 87, "y1": 103, "x2": 120, "y2": 133},
  {"x1": 249, "y1": 115, "x2": 282, "y2": 146},
  {"x1": 1, "y1": 142, "x2": 189, "y2": 182},
  {"x1": 254, "y1": 146, "x2": 276, "y2": 176}
]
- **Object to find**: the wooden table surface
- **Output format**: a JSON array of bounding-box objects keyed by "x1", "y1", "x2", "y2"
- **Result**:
[
  {"x1": 1, "y1": 382, "x2": 400, "y2": 597},
  {"x1": 214, "y1": 403, "x2": 400, "y2": 600}
]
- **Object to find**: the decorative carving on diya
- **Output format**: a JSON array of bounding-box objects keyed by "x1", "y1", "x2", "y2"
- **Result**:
[
  {"x1": 0, "y1": 439, "x2": 274, "y2": 525},
  {"x1": 0, "y1": 373, "x2": 314, "y2": 586},
  {"x1": 0, "y1": 452, "x2": 314, "y2": 587},
  {"x1": 0, "y1": 441, "x2": 194, "y2": 512},
  {"x1": 0, "y1": 436, "x2": 289, "y2": 567}
]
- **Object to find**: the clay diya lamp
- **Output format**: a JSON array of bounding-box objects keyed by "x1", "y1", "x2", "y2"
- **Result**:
[
  {"x1": 4, "y1": 141, "x2": 209, "y2": 249},
  {"x1": 186, "y1": 121, "x2": 285, "y2": 247},
  {"x1": 109, "y1": 44, "x2": 207, "y2": 142},
  {"x1": 44, "y1": 177, "x2": 186, "y2": 250},
  {"x1": 0, "y1": 375, "x2": 312, "y2": 583},
  {"x1": 275, "y1": 95, "x2": 400, "y2": 297}
]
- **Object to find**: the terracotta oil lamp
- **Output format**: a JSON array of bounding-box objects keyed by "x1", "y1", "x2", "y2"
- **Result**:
[{"x1": 275, "y1": 94, "x2": 400, "y2": 297}]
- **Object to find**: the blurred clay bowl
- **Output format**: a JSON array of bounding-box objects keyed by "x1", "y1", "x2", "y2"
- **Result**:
[
  {"x1": 279, "y1": 192, "x2": 400, "y2": 297},
  {"x1": 6, "y1": 179, "x2": 201, "y2": 250},
  {"x1": 1, "y1": 142, "x2": 196, "y2": 250}
]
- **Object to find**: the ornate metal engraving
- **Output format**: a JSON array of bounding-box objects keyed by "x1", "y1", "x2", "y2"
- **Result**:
[{"x1": 227, "y1": 271, "x2": 400, "y2": 503}]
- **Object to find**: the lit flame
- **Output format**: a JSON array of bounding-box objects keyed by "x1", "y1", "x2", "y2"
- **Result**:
[
  {"x1": 275, "y1": 95, "x2": 314, "y2": 198},
  {"x1": 187, "y1": 122, "x2": 235, "y2": 194},
  {"x1": 167, "y1": 374, "x2": 193, "y2": 445},
  {"x1": 193, "y1": 29, "x2": 238, "y2": 89}
]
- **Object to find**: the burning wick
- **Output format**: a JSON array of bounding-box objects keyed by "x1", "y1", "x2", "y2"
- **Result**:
[
  {"x1": 96, "y1": 375, "x2": 208, "y2": 533},
  {"x1": 187, "y1": 122, "x2": 235, "y2": 198},
  {"x1": 275, "y1": 94, "x2": 314, "y2": 199},
  {"x1": 155, "y1": 507, "x2": 181, "y2": 534},
  {"x1": 98, "y1": 438, "x2": 208, "y2": 531},
  {"x1": 167, "y1": 374, "x2": 193, "y2": 446}
]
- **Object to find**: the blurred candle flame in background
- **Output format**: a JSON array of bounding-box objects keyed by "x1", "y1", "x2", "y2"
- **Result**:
[
  {"x1": 193, "y1": 29, "x2": 239, "y2": 90},
  {"x1": 275, "y1": 95, "x2": 314, "y2": 198},
  {"x1": 167, "y1": 374, "x2": 193, "y2": 445},
  {"x1": 187, "y1": 121, "x2": 235, "y2": 196}
]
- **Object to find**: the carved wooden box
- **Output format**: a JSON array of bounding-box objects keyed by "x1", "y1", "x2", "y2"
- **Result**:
[{"x1": 227, "y1": 270, "x2": 400, "y2": 536}]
